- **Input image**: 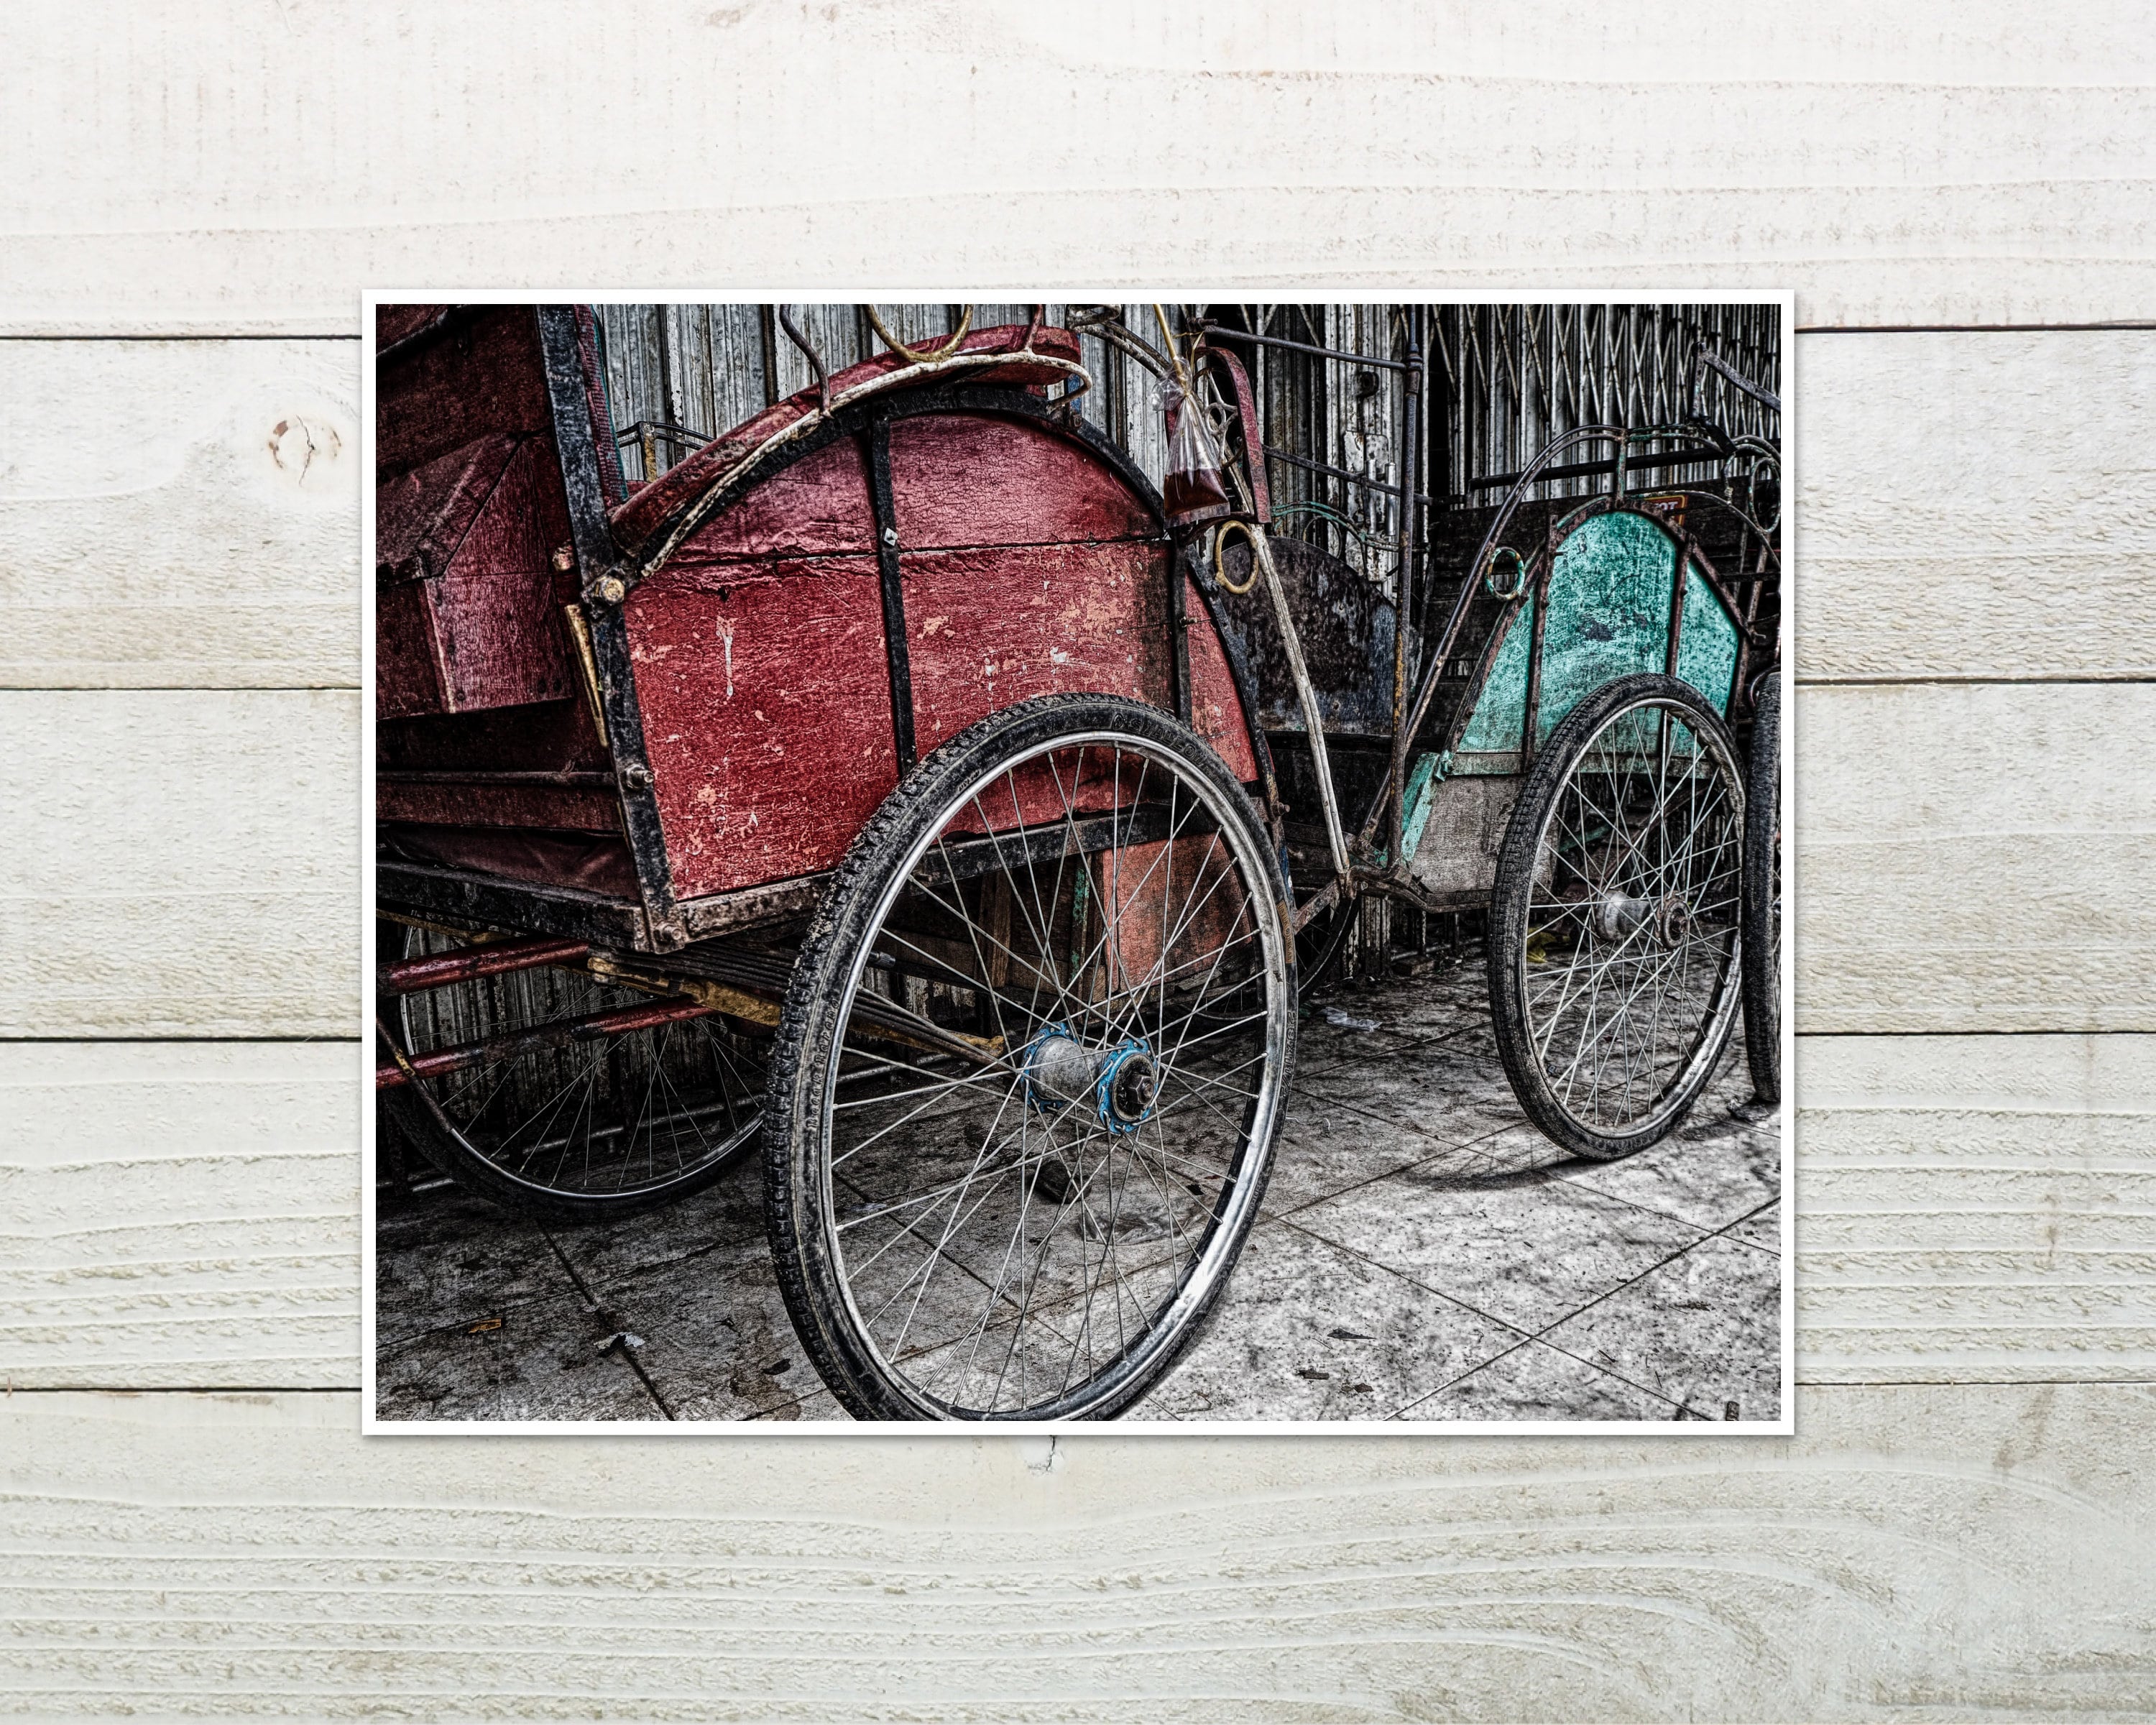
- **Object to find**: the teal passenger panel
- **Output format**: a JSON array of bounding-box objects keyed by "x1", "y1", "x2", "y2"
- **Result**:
[{"x1": 1452, "y1": 510, "x2": 1738, "y2": 773}]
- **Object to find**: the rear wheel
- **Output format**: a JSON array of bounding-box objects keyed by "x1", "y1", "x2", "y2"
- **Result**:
[
  {"x1": 1487, "y1": 673, "x2": 1746, "y2": 1160},
  {"x1": 765, "y1": 694, "x2": 1295, "y2": 1420},
  {"x1": 378, "y1": 921, "x2": 768, "y2": 1221},
  {"x1": 1742, "y1": 672, "x2": 1783, "y2": 1104}
]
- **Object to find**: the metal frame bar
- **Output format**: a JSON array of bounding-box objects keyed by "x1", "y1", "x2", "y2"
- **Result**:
[
  {"x1": 1265, "y1": 444, "x2": 1424, "y2": 501},
  {"x1": 376, "y1": 997, "x2": 712, "y2": 1090},
  {"x1": 1197, "y1": 321, "x2": 1414, "y2": 374},
  {"x1": 1662, "y1": 532, "x2": 1691, "y2": 680},
  {"x1": 1464, "y1": 443, "x2": 1728, "y2": 491},
  {"x1": 1386, "y1": 308, "x2": 1424, "y2": 873},
  {"x1": 535, "y1": 305, "x2": 687, "y2": 947},
  {"x1": 1519, "y1": 554, "x2": 1552, "y2": 769},
  {"x1": 378, "y1": 936, "x2": 592, "y2": 997},
  {"x1": 861, "y1": 404, "x2": 919, "y2": 772},
  {"x1": 377, "y1": 858, "x2": 650, "y2": 949}
]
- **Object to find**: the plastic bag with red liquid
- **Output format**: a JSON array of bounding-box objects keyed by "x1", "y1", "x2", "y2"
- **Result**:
[{"x1": 1159, "y1": 384, "x2": 1231, "y2": 524}]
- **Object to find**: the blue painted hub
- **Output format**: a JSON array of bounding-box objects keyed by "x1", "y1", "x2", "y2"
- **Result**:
[
  {"x1": 1093, "y1": 1039, "x2": 1159, "y2": 1136},
  {"x1": 1020, "y1": 1025, "x2": 1160, "y2": 1135}
]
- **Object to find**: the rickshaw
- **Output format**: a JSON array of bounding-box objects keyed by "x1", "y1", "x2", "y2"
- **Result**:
[{"x1": 372, "y1": 303, "x2": 1781, "y2": 1421}]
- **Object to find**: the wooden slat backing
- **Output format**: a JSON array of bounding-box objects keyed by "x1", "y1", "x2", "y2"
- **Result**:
[
  {"x1": 1796, "y1": 681, "x2": 2156, "y2": 1033},
  {"x1": 1797, "y1": 1034, "x2": 2156, "y2": 1381},
  {"x1": 1, "y1": 691, "x2": 358, "y2": 1039},
  {"x1": 1, "y1": 1044, "x2": 357, "y2": 1389},
  {"x1": 4, "y1": 680, "x2": 2145, "y2": 1039},
  {"x1": 1, "y1": 5, "x2": 2152, "y2": 333},
  {"x1": 6, "y1": 5, "x2": 2155, "y2": 1712},
  {"x1": 1795, "y1": 330, "x2": 2156, "y2": 683},
  {"x1": 4, "y1": 1382, "x2": 2156, "y2": 1719},
  {"x1": 9, "y1": 331, "x2": 2150, "y2": 692},
  {"x1": 0, "y1": 341, "x2": 359, "y2": 689},
  {"x1": 6, "y1": 1037, "x2": 2150, "y2": 1389}
]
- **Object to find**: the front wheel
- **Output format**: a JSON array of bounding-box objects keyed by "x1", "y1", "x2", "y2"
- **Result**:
[
  {"x1": 765, "y1": 694, "x2": 1296, "y2": 1420},
  {"x1": 1487, "y1": 673, "x2": 1746, "y2": 1161}
]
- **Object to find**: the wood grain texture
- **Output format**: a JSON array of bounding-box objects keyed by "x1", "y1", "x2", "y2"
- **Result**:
[
  {"x1": 1795, "y1": 681, "x2": 2156, "y2": 1033},
  {"x1": 7, "y1": 1037, "x2": 2147, "y2": 1391},
  {"x1": 1795, "y1": 330, "x2": 2156, "y2": 683},
  {"x1": 0, "y1": 691, "x2": 358, "y2": 1039},
  {"x1": 1797, "y1": 1034, "x2": 2156, "y2": 1382},
  {"x1": 1, "y1": 4, "x2": 2153, "y2": 333},
  {"x1": 1, "y1": 1044, "x2": 357, "y2": 1389},
  {"x1": 4, "y1": 1383, "x2": 2156, "y2": 1719},
  {"x1": 0, "y1": 340, "x2": 357, "y2": 689}
]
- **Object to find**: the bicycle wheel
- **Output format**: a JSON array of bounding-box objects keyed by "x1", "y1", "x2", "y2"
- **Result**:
[
  {"x1": 1742, "y1": 672, "x2": 1782, "y2": 1104},
  {"x1": 765, "y1": 693, "x2": 1295, "y2": 1420},
  {"x1": 1487, "y1": 673, "x2": 1746, "y2": 1160},
  {"x1": 378, "y1": 920, "x2": 768, "y2": 1221}
]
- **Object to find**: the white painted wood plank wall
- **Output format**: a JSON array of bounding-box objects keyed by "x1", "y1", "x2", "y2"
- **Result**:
[{"x1": 2, "y1": 4, "x2": 2152, "y2": 1716}]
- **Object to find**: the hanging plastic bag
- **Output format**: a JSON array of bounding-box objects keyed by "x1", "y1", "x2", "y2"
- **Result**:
[{"x1": 1159, "y1": 384, "x2": 1231, "y2": 524}]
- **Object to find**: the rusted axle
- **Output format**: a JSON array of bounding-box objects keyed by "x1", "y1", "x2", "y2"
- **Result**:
[
  {"x1": 378, "y1": 936, "x2": 592, "y2": 995},
  {"x1": 375, "y1": 998, "x2": 710, "y2": 1089}
]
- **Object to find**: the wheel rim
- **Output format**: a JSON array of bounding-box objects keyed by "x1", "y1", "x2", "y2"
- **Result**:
[
  {"x1": 390, "y1": 924, "x2": 767, "y2": 1204},
  {"x1": 815, "y1": 731, "x2": 1290, "y2": 1418},
  {"x1": 1518, "y1": 694, "x2": 1743, "y2": 1139}
]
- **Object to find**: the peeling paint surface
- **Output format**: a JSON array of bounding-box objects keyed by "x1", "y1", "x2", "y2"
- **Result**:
[
  {"x1": 631, "y1": 408, "x2": 1254, "y2": 898},
  {"x1": 1457, "y1": 510, "x2": 1740, "y2": 767}
]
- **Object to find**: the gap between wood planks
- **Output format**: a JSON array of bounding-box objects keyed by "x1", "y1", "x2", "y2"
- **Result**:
[
  {"x1": 0, "y1": 321, "x2": 2152, "y2": 344},
  {"x1": 8, "y1": 1378, "x2": 2153, "y2": 1394}
]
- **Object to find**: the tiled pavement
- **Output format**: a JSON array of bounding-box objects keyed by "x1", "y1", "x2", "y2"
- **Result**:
[{"x1": 374, "y1": 959, "x2": 1784, "y2": 1424}]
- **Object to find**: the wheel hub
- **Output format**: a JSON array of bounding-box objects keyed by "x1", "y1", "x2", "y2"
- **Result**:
[
  {"x1": 1097, "y1": 1041, "x2": 1160, "y2": 1133},
  {"x1": 1593, "y1": 891, "x2": 1655, "y2": 941},
  {"x1": 1593, "y1": 890, "x2": 1694, "y2": 950},
  {"x1": 1021, "y1": 1025, "x2": 1160, "y2": 1136}
]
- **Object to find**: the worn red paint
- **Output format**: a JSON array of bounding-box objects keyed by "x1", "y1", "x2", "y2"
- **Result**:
[
  {"x1": 377, "y1": 824, "x2": 640, "y2": 898},
  {"x1": 655, "y1": 433, "x2": 875, "y2": 567},
  {"x1": 375, "y1": 312, "x2": 1263, "y2": 926},
  {"x1": 887, "y1": 413, "x2": 1155, "y2": 549},
  {"x1": 609, "y1": 325, "x2": 1085, "y2": 555},
  {"x1": 1094, "y1": 835, "x2": 1252, "y2": 996},
  {"x1": 374, "y1": 438, "x2": 574, "y2": 717},
  {"x1": 903, "y1": 540, "x2": 1167, "y2": 754},
  {"x1": 376, "y1": 995, "x2": 711, "y2": 1088},
  {"x1": 374, "y1": 310, "x2": 587, "y2": 720},
  {"x1": 627, "y1": 406, "x2": 1252, "y2": 900},
  {"x1": 374, "y1": 777, "x2": 619, "y2": 832},
  {"x1": 379, "y1": 936, "x2": 593, "y2": 996},
  {"x1": 627, "y1": 552, "x2": 898, "y2": 898}
]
